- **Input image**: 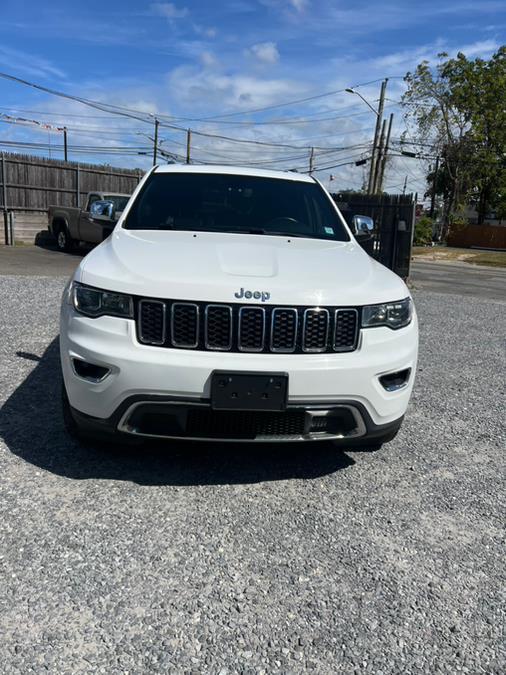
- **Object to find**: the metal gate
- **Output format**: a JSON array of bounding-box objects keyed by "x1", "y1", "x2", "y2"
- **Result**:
[{"x1": 332, "y1": 192, "x2": 416, "y2": 279}]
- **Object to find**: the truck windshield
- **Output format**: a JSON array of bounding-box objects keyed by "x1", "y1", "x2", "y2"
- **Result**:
[
  {"x1": 105, "y1": 195, "x2": 130, "y2": 212},
  {"x1": 124, "y1": 173, "x2": 350, "y2": 241}
]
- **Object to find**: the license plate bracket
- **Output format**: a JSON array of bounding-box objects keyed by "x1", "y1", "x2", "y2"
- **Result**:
[{"x1": 210, "y1": 371, "x2": 288, "y2": 411}]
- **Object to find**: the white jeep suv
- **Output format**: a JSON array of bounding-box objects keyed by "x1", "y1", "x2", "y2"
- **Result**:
[{"x1": 60, "y1": 165, "x2": 418, "y2": 447}]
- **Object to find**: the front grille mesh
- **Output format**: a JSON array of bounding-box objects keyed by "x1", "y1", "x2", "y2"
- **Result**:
[
  {"x1": 334, "y1": 310, "x2": 359, "y2": 352},
  {"x1": 303, "y1": 309, "x2": 329, "y2": 352},
  {"x1": 186, "y1": 408, "x2": 306, "y2": 439},
  {"x1": 172, "y1": 303, "x2": 198, "y2": 347},
  {"x1": 239, "y1": 307, "x2": 265, "y2": 351},
  {"x1": 138, "y1": 300, "x2": 165, "y2": 345},
  {"x1": 271, "y1": 309, "x2": 298, "y2": 352},
  {"x1": 137, "y1": 300, "x2": 359, "y2": 353}
]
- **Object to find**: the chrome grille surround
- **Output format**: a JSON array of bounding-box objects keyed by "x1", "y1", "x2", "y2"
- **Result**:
[
  {"x1": 270, "y1": 308, "x2": 298, "y2": 353},
  {"x1": 334, "y1": 308, "x2": 359, "y2": 352},
  {"x1": 138, "y1": 299, "x2": 166, "y2": 345},
  {"x1": 171, "y1": 302, "x2": 199, "y2": 348},
  {"x1": 238, "y1": 306, "x2": 266, "y2": 353},
  {"x1": 204, "y1": 304, "x2": 233, "y2": 351},
  {"x1": 302, "y1": 308, "x2": 330, "y2": 353}
]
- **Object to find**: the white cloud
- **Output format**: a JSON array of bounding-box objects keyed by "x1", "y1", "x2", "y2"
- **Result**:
[
  {"x1": 193, "y1": 24, "x2": 217, "y2": 38},
  {"x1": 289, "y1": 0, "x2": 308, "y2": 12},
  {"x1": 248, "y1": 42, "x2": 280, "y2": 64},
  {"x1": 0, "y1": 45, "x2": 66, "y2": 80},
  {"x1": 167, "y1": 65, "x2": 298, "y2": 112},
  {"x1": 200, "y1": 51, "x2": 218, "y2": 68},
  {"x1": 151, "y1": 3, "x2": 189, "y2": 20}
]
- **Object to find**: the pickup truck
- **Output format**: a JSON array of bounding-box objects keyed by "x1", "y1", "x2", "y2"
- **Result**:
[
  {"x1": 48, "y1": 192, "x2": 131, "y2": 251},
  {"x1": 60, "y1": 165, "x2": 418, "y2": 447}
]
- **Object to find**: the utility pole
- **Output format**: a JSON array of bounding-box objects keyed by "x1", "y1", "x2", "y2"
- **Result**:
[
  {"x1": 153, "y1": 118, "x2": 159, "y2": 166},
  {"x1": 309, "y1": 147, "x2": 315, "y2": 175},
  {"x1": 430, "y1": 154, "x2": 440, "y2": 219},
  {"x1": 377, "y1": 113, "x2": 393, "y2": 193},
  {"x1": 372, "y1": 118, "x2": 387, "y2": 194},
  {"x1": 63, "y1": 127, "x2": 68, "y2": 162},
  {"x1": 367, "y1": 78, "x2": 388, "y2": 194},
  {"x1": 402, "y1": 176, "x2": 408, "y2": 195},
  {"x1": 186, "y1": 128, "x2": 191, "y2": 164}
]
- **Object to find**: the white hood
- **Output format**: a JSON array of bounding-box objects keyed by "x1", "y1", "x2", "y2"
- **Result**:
[{"x1": 78, "y1": 228, "x2": 409, "y2": 306}]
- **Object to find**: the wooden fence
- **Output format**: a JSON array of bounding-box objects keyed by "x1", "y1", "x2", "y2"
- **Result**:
[
  {"x1": 1, "y1": 152, "x2": 144, "y2": 243},
  {"x1": 447, "y1": 223, "x2": 506, "y2": 249},
  {"x1": 0, "y1": 152, "x2": 143, "y2": 211}
]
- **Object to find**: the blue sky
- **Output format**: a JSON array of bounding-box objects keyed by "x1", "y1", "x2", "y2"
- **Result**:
[{"x1": 0, "y1": 0, "x2": 504, "y2": 193}]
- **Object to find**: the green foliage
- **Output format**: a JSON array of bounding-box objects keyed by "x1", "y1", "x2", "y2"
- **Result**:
[
  {"x1": 414, "y1": 216, "x2": 434, "y2": 245},
  {"x1": 402, "y1": 47, "x2": 506, "y2": 233}
]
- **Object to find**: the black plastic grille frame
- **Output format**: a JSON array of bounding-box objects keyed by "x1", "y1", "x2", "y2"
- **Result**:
[{"x1": 136, "y1": 299, "x2": 359, "y2": 354}]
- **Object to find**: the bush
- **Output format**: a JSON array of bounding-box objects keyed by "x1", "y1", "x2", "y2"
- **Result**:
[{"x1": 414, "y1": 216, "x2": 434, "y2": 245}]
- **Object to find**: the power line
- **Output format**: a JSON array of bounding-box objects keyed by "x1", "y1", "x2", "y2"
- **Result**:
[{"x1": 195, "y1": 77, "x2": 404, "y2": 120}]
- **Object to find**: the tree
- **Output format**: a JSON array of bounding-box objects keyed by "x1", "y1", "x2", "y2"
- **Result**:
[{"x1": 402, "y1": 47, "x2": 506, "y2": 236}]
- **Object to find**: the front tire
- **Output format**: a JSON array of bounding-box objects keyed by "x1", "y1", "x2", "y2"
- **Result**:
[
  {"x1": 61, "y1": 383, "x2": 82, "y2": 440},
  {"x1": 56, "y1": 225, "x2": 75, "y2": 252}
]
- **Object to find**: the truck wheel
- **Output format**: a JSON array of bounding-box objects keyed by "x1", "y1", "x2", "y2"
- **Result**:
[{"x1": 56, "y1": 225, "x2": 75, "y2": 252}]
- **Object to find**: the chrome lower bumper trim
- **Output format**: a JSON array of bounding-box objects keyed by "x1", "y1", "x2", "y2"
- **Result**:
[{"x1": 117, "y1": 400, "x2": 367, "y2": 442}]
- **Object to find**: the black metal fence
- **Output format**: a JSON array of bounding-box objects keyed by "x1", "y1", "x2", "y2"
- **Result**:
[{"x1": 332, "y1": 192, "x2": 416, "y2": 278}]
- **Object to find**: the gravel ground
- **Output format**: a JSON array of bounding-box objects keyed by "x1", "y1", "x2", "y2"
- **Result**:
[{"x1": 0, "y1": 275, "x2": 504, "y2": 674}]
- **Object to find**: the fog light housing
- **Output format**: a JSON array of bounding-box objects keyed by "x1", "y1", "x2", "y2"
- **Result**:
[
  {"x1": 379, "y1": 368, "x2": 411, "y2": 392},
  {"x1": 73, "y1": 359, "x2": 110, "y2": 382}
]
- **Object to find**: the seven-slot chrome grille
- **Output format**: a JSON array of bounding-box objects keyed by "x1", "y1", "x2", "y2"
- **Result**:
[{"x1": 137, "y1": 300, "x2": 359, "y2": 353}]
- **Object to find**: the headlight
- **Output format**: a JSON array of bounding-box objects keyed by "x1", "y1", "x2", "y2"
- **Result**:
[
  {"x1": 361, "y1": 297, "x2": 412, "y2": 330},
  {"x1": 72, "y1": 282, "x2": 133, "y2": 318}
]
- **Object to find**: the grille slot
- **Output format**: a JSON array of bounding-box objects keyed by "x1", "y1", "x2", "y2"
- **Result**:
[
  {"x1": 238, "y1": 307, "x2": 266, "y2": 352},
  {"x1": 205, "y1": 305, "x2": 233, "y2": 351},
  {"x1": 334, "y1": 309, "x2": 359, "y2": 351},
  {"x1": 171, "y1": 303, "x2": 199, "y2": 348},
  {"x1": 138, "y1": 300, "x2": 166, "y2": 345},
  {"x1": 302, "y1": 308, "x2": 330, "y2": 352},
  {"x1": 271, "y1": 308, "x2": 298, "y2": 352}
]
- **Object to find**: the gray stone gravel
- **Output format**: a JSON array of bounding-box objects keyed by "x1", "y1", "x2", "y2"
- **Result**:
[{"x1": 0, "y1": 274, "x2": 504, "y2": 674}]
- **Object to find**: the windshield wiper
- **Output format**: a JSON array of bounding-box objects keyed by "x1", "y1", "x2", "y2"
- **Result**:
[{"x1": 224, "y1": 228, "x2": 305, "y2": 237}]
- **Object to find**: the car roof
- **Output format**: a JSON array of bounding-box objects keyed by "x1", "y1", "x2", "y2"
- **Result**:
[
  {"x1": 101, "y1": 192, "x2": 131, "y2": 197},
  {"x1": 153, "y1": 163, "x2": 315, "y2": 183}
]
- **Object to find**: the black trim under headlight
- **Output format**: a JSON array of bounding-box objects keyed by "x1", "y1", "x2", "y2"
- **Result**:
[
  {"x1": 72, "y1": 282, "x2": 133, "y2": 319},
  {"x1": 361, "y1": 297, "x2": 412, "y2": 330}
]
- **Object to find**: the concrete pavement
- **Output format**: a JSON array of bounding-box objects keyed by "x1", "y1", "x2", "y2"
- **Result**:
[{"x1": 410, "y1": 259, "x2": 506, "y2": 302}]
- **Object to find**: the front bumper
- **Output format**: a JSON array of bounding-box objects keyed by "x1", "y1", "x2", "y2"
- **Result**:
[
  {"x1": 60, "y1": 305, "x2": 418, "y2": 438},
  {"x1": 69, "y1": 394, "x2": 404, "y2": 443}
]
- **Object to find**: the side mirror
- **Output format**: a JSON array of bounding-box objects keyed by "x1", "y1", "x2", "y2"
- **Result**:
[
  {"x1": 90, "y1": 200, "x2": 114, "y2": 220},
  {"x1": 352, "y1": 214, "x2": 374, "y2": 241}
]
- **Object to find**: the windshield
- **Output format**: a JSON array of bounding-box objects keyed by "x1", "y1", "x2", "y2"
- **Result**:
[
  {"x1": 124, "y1": 173, "x2": 350, "y2": 241},
  {"x1": 105, "y1": 195, "x2": 130, "y2": 212}
]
